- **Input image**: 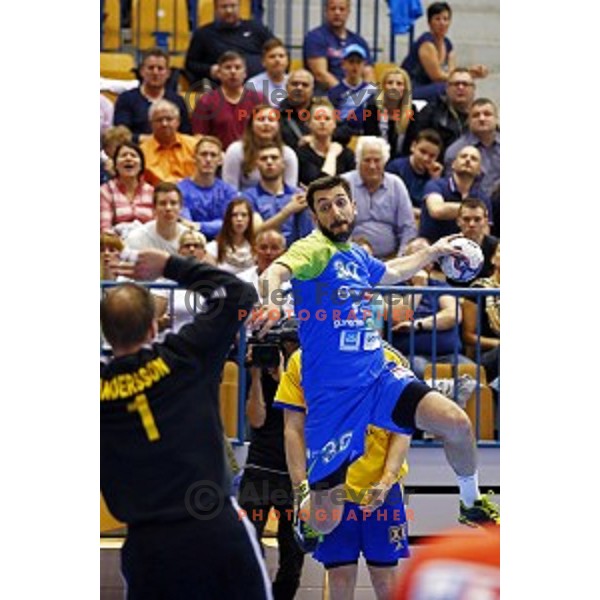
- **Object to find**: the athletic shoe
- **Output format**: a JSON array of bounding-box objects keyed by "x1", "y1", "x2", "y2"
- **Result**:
[{"x1": 459, "y1": 492, "x2": 500, "y2": 527}]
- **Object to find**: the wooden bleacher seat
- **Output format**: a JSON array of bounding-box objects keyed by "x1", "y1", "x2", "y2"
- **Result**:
[
  {"x1": 219, "y1": 361, "x2": 239, "y2": 438},
  {"x1": 423, "y1": 363, "x2": 494, "y2": 440},
  {"x1": 289, "y1": 57, "x2": 303, "y2": 72},
  {"x1": 373, "y1": 61, "x2": 398, "y2": 82},
  {"x1": 100, "y1": 52, "x2": 136, "y2": 80},
  {"x1": 131, "y1": 0, "x2": 191, "y2": 52},
  {"x1": 102, "y1": 0, "x2": 122, "y2": 50}
]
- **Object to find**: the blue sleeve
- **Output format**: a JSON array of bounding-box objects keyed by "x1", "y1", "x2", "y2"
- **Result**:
[
  {"x1": 295, "y1": 208, "x2": 315, "y2": 240},
  {"x1": 366, "y1": 253, "x2": 387, "y2": 285},
  {"x1": 113, "y1": 92, "x2": 134, "y2": 130},
  {"x1": 174, "y1": 94, "x2": 192, "y2": 134},
  {"x1": 423, "y1": 178, "x2": 442, "y2": 196},
  {"x1": 199, "y1": 219, "x2": 224, "y2": 238},
  {"x1": 304, "y1": 29, "x2": 325, "y2": 59}
]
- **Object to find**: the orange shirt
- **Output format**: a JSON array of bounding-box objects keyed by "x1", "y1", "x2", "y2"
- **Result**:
[{"x1": 141, "y1": 133, "x2": 197, "y2": 185}]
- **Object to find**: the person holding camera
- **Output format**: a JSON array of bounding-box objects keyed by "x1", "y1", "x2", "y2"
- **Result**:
[
  {"x1": 238, "y1": 230, "x2": 304, "y2": 600},
  {"x1": 239, "y1": 319, "x2": 305, "y2": 600}
]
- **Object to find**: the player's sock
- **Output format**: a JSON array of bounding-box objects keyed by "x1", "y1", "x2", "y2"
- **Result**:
[{"x1": 457, "y1": 473, "x2": 480, "y2": 507}]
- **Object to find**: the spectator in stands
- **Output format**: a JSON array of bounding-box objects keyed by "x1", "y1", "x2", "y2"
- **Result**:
[
  {"x1": 453, "y1": 198, "x2": 498, "y2": 283},
  {"x1": 140, "y1": 100, "x2": 197, "y2": 185},
  {"x1": 278, "y1": 69, "x2": 315, "y2": 150},
  {"x1": 177, "y1": 136, "x2": 237, "y2": 240},
  {"x1": 401, "y1": 2, "x2": 488, "y2": 102},
  {"x1": 100, "y1": 232, "x2": 124, "y2": 280},
  {"x1": 100, "y1": 94, "x2": 114, "y2": 136},
  {"x1": 154, "y1": 229, "x2": 210, "y2": 334},
  {"x1": 463, "y1": 242, "x2": 500, "y2": 384},
  {"x1": 124, "y1": 182, "x2": 190, "y2": 254},
  {"x1": 205, "y1": 197, "x2": 257, "y2": 273},
  {"x1": 402, "y1": 67, "x2": 476, "y2": 156},
  {"x1": 237, "y1": 233, "x2": 304, "y2": 600},
  {"x1": 244, "y1": 144, "x2": 314, "y2": 247},
  {"x1": 278, "y1": 69, "x2": 350, "y2": 150},
  {"x1": 363, "y1": 67, "x2": 415, "y2": 158},
  {"x1": 238, "y1": 229, "x2": 287, "y2": 290},
  {"x1": 297, "y1": 100, "x2": 355, "y2": 187},
  {"x1": 385, "y1": 128, "x2": 443, "y2": 218},
  {"x1": 100, "y1": 141, "x2": 155, "y2": 237},
  {"x1": 490, "y1": 182, "x2": 500, "y2": 238},
  {"x1": 419, "y1": 145, "x2": 491, "y2": 243},
  {"x1": 303, "y1": 0, "x2": 374, "y2": 92},
  {"x1": 114, "y1": 48, "x2": 191, "y2": 141},
  {"x1": 341, "y1": 136, "x2": 416, "y2": 257},
  {"x1": 246, "y1": 37, "x2": 289, "y2": 108},
  {"x1": 388, "y1": 237, "x2": 472, "y2": 379},
  {"x1": 192, "y1": 51, "x2": 264, "y2": 150},
  {"x1": 327, "y1": 44, "x2": 378, "y2": 132},
  {"x1": 222, "y1": 104, "x2": 298, "y2": 189},
  {"x1": 101, "y1": 125, "x2": 133, "y2": 181},
  {"x1": 184, "y1": 0, "x2": 273, "y2": 85},
  {"x1": 178, "y1": 229, "x2": 207, "y2": 260},
  {"x1": 444, "y1": 98, "x2": 500, "y2": 198}
]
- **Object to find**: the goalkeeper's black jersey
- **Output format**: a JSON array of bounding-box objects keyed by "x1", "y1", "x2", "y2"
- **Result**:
[{"x1": 100, "y1": 256, "x2": 257, "y2": 527}]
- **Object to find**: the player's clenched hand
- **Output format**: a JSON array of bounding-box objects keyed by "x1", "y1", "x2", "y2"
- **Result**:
[{"x1": 430, "y1": 234, "x2": 466, "y2": 260}]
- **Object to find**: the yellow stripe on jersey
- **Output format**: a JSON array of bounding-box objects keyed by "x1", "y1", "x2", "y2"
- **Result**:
[{"x1": 275, "y1": 346, "x2": 410, "y2": 504}]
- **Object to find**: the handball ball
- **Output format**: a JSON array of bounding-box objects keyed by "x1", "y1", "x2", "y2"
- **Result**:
[{"x1": 439, "y1": 238, "x2": 484, "y2": 283}]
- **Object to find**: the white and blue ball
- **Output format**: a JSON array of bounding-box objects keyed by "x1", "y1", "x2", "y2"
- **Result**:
[{"x1": 439, "y1": 237, "x2": 484, "y2": 283}]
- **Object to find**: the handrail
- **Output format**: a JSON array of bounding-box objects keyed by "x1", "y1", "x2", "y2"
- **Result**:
[{"x1": 101, "y1": 281, "x2": 499, "y2": 447}]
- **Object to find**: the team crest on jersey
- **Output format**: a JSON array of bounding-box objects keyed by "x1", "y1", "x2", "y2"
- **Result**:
[
  {"x1": 333, "y1": 259, "x2": 362, "y2": 283},
  {"x1": 389, "y1": 523, "x2": 407, "y2": 550},
  {"x1": 387, "y1": 361, "x2": 414, "y2": 380}
]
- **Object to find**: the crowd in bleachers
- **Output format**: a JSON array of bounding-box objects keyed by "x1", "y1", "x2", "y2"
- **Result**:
[
  {"x1": 100, "y1": 0, "x2": 500, "y2": 394},
  {"x1": 101, "y1": 2, "x2": 500, "y2": 597}
]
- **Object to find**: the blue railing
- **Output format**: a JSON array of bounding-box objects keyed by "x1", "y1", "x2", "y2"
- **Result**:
[{"x1": 101, "y1": 281, "x2": 499, "y2": 447}]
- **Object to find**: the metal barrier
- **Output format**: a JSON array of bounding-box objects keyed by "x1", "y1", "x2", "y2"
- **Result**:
[{"x1": 100, "y1": 281, "x2": 499, "y2": 447}]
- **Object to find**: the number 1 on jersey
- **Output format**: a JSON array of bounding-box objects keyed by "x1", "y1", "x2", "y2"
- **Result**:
[{"x1": 127, "y1": 393, "x2": 161, "y2": 441}]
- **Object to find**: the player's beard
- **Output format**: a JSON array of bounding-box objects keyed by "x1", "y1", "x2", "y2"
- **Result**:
[{"x1": 318, "y1": 216, "x2": 356, "y2": 243}]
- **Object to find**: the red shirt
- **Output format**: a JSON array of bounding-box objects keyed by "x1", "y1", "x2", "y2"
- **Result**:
[
  {"x1": 100, "y1": 178, "x2": 154, "y2": 233},
  {"x1": 192, "y1": 88, "x2": 264, "y2": 150}
]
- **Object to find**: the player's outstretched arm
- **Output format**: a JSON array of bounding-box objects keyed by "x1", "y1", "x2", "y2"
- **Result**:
[
  {"x1": 255, "y1": 262, "x2": 293, "y2": 336},
  {"x1": 380, "y1": 234, "x2": 465, "y2": 284}
]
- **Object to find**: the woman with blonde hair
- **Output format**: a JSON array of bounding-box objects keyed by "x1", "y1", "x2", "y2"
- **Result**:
[
  {"x1": 222, "y1": 104, "x2": 298, "y2": 190},
  {"x1": 205, "y1": 197, "x2": 257, "y2": 274},
  {"x1": 363, "y1": 67, "x2": 415, "y2": 159}
]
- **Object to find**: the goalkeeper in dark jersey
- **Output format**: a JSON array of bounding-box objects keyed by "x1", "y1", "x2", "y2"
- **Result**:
[{"x1": 100, "y1": 249, "x2": 273, "y2": 600}]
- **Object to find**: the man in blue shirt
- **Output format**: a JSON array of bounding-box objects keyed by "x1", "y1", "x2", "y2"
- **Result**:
[
  {"x1": 255, "y1": 174, "x2": 499, "y2": 539},
  {"x1": 114, "y1": 48, "x2": 191, "y2": 141},
  {"x1": 303, "y1": 0, "x2": 374, "y2": 93},
  {"x1": 244, "y1": 144, "x2": 314, "y2": 247},
  {"x1": 386, "y1": 128, "x2": 444, "y2": 217},
  {"x1": 444, "y1": 98, "x2": 500, "y2": 199},
  {"x1": 419, "y1": 145, "x2": 492, "y2": 243},
  {"x1": 177, "y1": 136, "x2": 237, "y2": 240}
]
